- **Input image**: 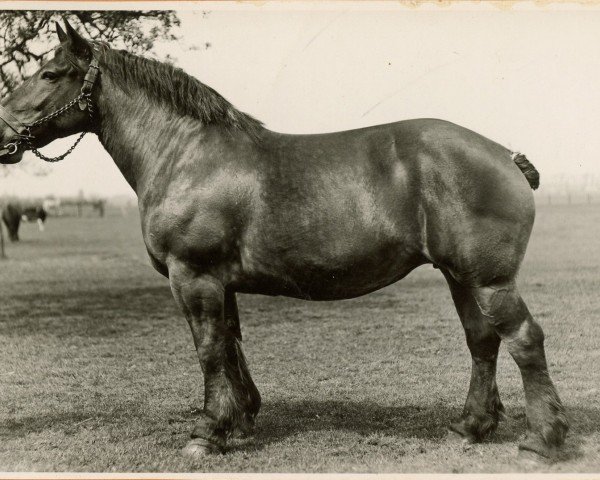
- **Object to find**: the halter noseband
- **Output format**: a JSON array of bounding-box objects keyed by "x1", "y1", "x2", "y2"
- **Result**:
[{"x1": 0, "y1": 57, "x2": 100, "y2": 162}]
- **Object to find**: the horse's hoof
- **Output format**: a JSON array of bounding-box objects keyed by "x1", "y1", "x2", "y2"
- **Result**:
[
  {"x1": 517, "y1": 433, "x2": 559, "y2": 466},
  {"x1": 448, "y1": 421, "x2": 476, "y2": 444},
  {"x1": 447, "y1": 426, "x2": 475, "y2": 445},
  {"x1": 182, "y1": 439, "x2": 221, "y2": 458}
]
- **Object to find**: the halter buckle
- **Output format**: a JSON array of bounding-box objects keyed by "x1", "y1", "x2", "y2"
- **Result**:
[{"x1": 78, "y1": 93, "x2": 90, "y2": 111}]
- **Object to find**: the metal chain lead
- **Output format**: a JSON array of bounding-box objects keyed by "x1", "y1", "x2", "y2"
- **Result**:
[
  {"x1": 26, "y1": 92, "x2": 93, "y2": 163},
  {"x1": 29, "y1": 131, "x2": 87, "y2": 163}
]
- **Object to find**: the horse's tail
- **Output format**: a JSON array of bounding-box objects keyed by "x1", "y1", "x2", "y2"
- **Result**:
[{"x1": 511, "y1": 151, "x2": 540, "y2": 190}]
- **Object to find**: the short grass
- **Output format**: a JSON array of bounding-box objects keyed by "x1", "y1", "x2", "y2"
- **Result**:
[{"x1": 0, "y1": 204, "x2": 599, "y2": 472}]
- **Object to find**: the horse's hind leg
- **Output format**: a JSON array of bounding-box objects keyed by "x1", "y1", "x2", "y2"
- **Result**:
[
  {"x1": 443, "y1": 271, "x2": 505, "y2": 442},
  {"x1": 471, "y1": 281, "x2": 568, "y2": 457},
  {"x1": 168, "y1": 262, "x2": 261, "y2": 455}
]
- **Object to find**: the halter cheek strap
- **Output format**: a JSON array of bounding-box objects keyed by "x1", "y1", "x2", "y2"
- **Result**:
[{"x1": 0, "y1": 105, "x2": 28, "y2": 135}]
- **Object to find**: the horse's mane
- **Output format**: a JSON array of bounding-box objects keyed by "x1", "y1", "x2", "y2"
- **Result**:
[{"x1": 94, "y1": 45, "x2": 264, "y2": 141}]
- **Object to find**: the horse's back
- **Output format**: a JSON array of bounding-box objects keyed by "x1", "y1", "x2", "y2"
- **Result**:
[{"x1": 258, "y1": 117, "x2": 533, "y2": 232}]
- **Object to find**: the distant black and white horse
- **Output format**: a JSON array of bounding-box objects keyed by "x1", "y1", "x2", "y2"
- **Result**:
[{"x1": 1, "y1": 203, "x2": 47, "y2": 241}]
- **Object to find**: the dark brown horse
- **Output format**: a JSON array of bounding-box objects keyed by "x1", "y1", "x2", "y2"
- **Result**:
[
  {"x1": 0, "y1": 21, "x2": 568, "y2": 460},
  {"x1": 0, "y1": 203, "x2": 47, "y2": 241},
  {"x1": 1, "y1": 203, "x2": 21, "y2": 241}
]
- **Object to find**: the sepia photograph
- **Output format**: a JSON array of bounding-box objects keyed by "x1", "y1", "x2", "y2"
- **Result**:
[{"x1": 0, "y1": 0, "x2": 599, "y2": 474}]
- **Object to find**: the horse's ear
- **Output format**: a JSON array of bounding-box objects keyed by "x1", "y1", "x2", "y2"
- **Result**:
[
  {"x1": 63, "y1": 18, "x2": 91, "y2": 59},
  {"x1": 56, "y1": 22, "x2": 67, "y2": 43}
]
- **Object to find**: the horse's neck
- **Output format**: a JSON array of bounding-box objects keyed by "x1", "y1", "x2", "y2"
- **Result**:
[{"x1": 95, "y1": 77, "x2": 207, "y2": 197}]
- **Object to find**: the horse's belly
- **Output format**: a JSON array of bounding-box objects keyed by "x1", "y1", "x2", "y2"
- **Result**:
[
  {"x1": 239, "y1": 233, "x2": 425, "y2": 300},
  {"x1": 290, "y1": 253, "x2": 424, "y2": 300}
]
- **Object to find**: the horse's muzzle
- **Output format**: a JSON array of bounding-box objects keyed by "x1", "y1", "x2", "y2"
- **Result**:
[
  {"x1": 0, "y1": 146, "x2": 24, "y2": 164},
  {"x1": 0, "y1": 127, "x2": 25, "y2": 163}
]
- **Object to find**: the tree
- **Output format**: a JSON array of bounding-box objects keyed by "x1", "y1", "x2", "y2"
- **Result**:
[{"x1": 0, "y1": 10, "x2": 181, "y2": 96}]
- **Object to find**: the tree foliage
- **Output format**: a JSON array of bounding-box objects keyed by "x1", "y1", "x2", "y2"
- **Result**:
[{"x1": 0, "y1": 10, "x2": 180, "y2": 96}]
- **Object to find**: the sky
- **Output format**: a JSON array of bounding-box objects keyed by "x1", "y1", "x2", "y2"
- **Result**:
[{"x1": 2, "y1": 2, "x2": 600, "y2": 198}]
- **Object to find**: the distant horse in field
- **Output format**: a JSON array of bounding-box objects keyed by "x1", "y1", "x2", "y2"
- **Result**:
[
  {"x1": 0, "y1": 21, "x2": 567, "y2": 460},
  {"x1": 1, "y1": 203, "x2": 21, "y2": 241},
  {"x1": 22, "y1": 205, "x2": 48, "y2": 232},
  {"x1": 1, "y1": 203, "x2": 47, "y2": 241}
]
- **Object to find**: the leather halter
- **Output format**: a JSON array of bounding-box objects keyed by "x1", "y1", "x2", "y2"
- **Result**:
[{"x1": 0, "y1": 58, "x2": 100, "y2": 159}]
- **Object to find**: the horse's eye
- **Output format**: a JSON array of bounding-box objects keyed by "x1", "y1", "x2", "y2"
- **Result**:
[{"x1": 41, "y1": 71, "x2": 58, "y2": 81}]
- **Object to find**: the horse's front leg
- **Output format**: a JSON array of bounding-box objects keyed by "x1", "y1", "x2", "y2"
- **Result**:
[
  {"x1": 224, "y1": 289, "x2": 261, "y2": 438},
  {"x1": 168, "y1": 261, "x2": 260, "y2": 456}
]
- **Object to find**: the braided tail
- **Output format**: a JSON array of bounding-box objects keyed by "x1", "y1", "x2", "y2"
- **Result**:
[{"x1": 511, "y1": 152, "x2": 540, "y2": 190}]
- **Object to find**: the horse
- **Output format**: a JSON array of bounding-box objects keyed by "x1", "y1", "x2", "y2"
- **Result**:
[
  {"x1": 21, "y1": 205, "x2": 48, "y2": 232},
  {"x1": 0, "y1": 20, "x2": 568, "y2": 460},
  {"x1": 0, "y1": 202, "x2": 47, "y2": 240},
  {"x1": 1, "y1": 203, "x2": 21, "y2": 241}
]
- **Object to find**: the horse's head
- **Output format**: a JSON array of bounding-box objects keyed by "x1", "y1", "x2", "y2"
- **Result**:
[{"x1": 0, "y1": 20, "x2": 98, "y2": 164}]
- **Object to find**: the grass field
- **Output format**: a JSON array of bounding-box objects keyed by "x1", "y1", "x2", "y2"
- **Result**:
[{"x1": 0, "y1": 204, "x2": 599, "y2": 473}]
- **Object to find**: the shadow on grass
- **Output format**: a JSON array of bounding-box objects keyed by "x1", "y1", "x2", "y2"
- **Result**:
[
  {"x1": 2, "y1": 399, "x2": 597, "y2": 466},
  {"x1": 0, "y1": 403, "x2": 145, "y2": 440},
  {"x1": 0, "y1": 285, "x2": 176, "y2": 338},
  {"x1": 1, "y1": 400, "x2": 457, "y2": 448},
  {"x1": 227, "y1": 399, "x2": 462, "y2": 452},
  {"x1": 553, "y1": 404, "x2": 600, "y2": 462},
  {"x1": 222, "y1": 400, "x2": 600, "y2": 461}
]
